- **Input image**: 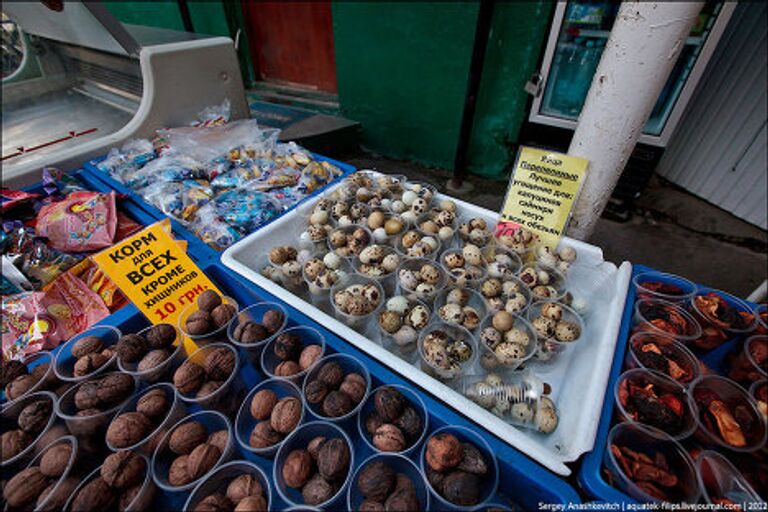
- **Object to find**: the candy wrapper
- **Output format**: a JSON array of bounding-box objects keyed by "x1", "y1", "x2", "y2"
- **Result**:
[
  {"x1": 213, "y1": 187, "x2": 282, "y2": 235},
  {"x1": 189, "y1": 203, "x2": 241, "y2": 250},
  {"x1": 123, "y1": 153, "x2": 207, "y2": 189},
  {"x1": 97, "y1": 139, "x2": 156, "y2": 182},
  {"x1": 0, "y1": 189, "x2": 39, "y2": 214},
  {"x1": 36, "y1": 190, "x2": 118, "y2": 252},
  {"x1": 2, "y1": 271, "x2": 110, "y2": 359},
  {"x1": 139, "y1": 179, "x2": 213, "y2": 222}
]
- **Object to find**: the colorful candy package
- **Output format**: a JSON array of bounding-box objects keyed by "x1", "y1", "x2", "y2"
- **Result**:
[{"x1": 36, "y1": 190, "x2": 118, "y2": 252}]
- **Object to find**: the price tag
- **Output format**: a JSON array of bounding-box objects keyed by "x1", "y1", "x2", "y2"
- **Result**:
[
  {"x1": 92, "y1": 219, "x2": 222, "y2": 330},
  {"x1": 497, "y1": 146, "x2": 589, "y2": 248}
]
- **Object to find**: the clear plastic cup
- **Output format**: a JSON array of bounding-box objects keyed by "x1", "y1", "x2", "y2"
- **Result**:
[
  {"x1": 151, "y1": 410, "x2": 234, "y2": 493},
  {"x1": 418, "y1": 322, "x2": 479, "y2": 382},
  {"x1": 106, "y1": 383, "x2": 186, "y2": 455},
  {"x1": 352, "y1": 245, "x2": 401, "y2": 296},
  {"x1": 356, "y1": 384, "x2": 428, "y2": 456},
  {"x1": 416, "y1": 210, "x2": 458, "y2": 246},
  {"x1": 378, "y1": 297, "x2": 431, "y2": 365},
  {"x1": 456, "y1": 215, "x2": 494, "y2": 249},
  {"x1": 304, "y1": 252, "x2": 353, "y2": 313},
  {"x1": 347, "y1": 453, "x2": 431, "y2": 511},
  {"x1": 695, "y1": 450, "x2": 762, "y2": 506},
  {"x1": 273, "y1": 420, "x2": 355, "y2": 509},
  {"x1": 482, "y1": 244, "x2": 523, "y2": 280},
  {"x1": 396, "y1": 230, "x2": 441, "y2": 260},
  {"x1": 749, "y1": 379, "x2": 766, "y2": 420},
  {"x1": 374, "y1": 173, "x2": 408, "y2": 199},
  {"x1": 262, "y1": 326, "x2": 326, "y2": 385},
  {"x1": 53, "y1": 325, "x2": 121, "y2": 383},
  {"x1": 177, "y1": 295, "x2": 240, "y2": 346},
  {"x1": 420, "y1": 425, "x2": 499, "y2": 511},
  {"x1": 330, "y1": 274, "x2": 385, "y2": 339},
  {"x1": 19, "y1": 435, "x2": 80, "y2": 512},
  {"x1": 302, "y1": 353, "x2": 371, "y2": 423},
  {"x1": 403, "y1": 180, "x2": 437, "y2": 205},
  {"x1": 689, "y1": 374, "x2": 767, "y2": 452},
  {"x1": 433, "y1": 287, "x2": 488, "y2": 335},
  {"x1": 326, "y1": 225, "x2": 373, "y2": 259},
  {"x1": 727, "y1": 335, "x2": 768, "y2": 384},
  {"x1": 3, "y1": 350, "x2": 58, "y2": 405},
  {"x1": 525, "y1": 300, "x2": 585, "y2": 363},
  {"x1": 754, "y1": 304, "x2": 767, "y2": 335},
  {"x1": 614, "y1": 368, "x2": 698, "y2": 441},
  {"x1": 476, "y1": 313, "x2": 537, "y2": 372},
  {"x1": 604, "y1": 423, "x2": 700, "y2": 503},
  {"x1": 63, "y1": 453, "x2": 155, "y2": 512},
  {"x1": 633, "y1": 298, "x2": 703, "y2": 342},
  {"x1": 1, "y1": 391, "x2": 57, "y2": 469},
  {"x1": 235, "y1": 378, "x2": 305, "y2": 458},
  {"x1": 331, "y1": 202, "x2": 370, "y2": 228},
  {"x1": 441, "y1": 250, "x2": 488, "y2": 288},
  {"x1": 176, "y1": 343, "x2": 243, "y2": 416},
  {"x1": 117, "y1": 324, "x2": 187, "y2": 384},
  {"x1": 396, "y1": 257, "x2": 448, "y2": 305},
  {"x1": 481, "y1": 275, "x2": 532, "y2": 316},
  {"x1": 227, "y1": 302, "x2": 288, "y2": 368},
  {"x1": 55, "y1": 371, "x2": 137, "y2": 439},
  {"x1": 519, "y1": 262, "x2": 567, "y2": 302},
  {"x1": 625, "y1": 331, "x2": 701, "y2": 386},
  {"x1": 184, "y1": 459, "x2": 272, "y2": 511},
  {"x1": 633, "y1": 271, "x2": 697, "y2": 303},
  {"x1": 692, "y1": 290, "x2": 758, "y2": 335}
]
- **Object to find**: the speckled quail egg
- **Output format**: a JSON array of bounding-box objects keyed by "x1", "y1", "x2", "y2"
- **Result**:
[
  {"x1": 359, "y1": 245, "x2": 384, "y2": 265},
  {"x1": 502, "y1": 280, "x2": 521, "y2": 296},
  {"x1": 556, "y1": 260, "x2": 571, "y2": 274},
  {"x1": 469, "y1": 229, "x2": 490, "y2": 246},
  {"x1": 486, "y1": 297, "x2": 504, "y2": 311},
  {"x1": 381, "y1": 198, "x2": 392, "y2": 210},
  {"x1": 462, "y1": 307, "x2": 481, "y2": 330},
  {"x1": 510, "y1": 402, "x2": 535, "y2": 423},
  {"x1": 282, "y1": 260, "x2": 302, "y2": 278},
  {"x1": 420, "y1": 220, "x2": 439, "y2": 234},
  {"x1": 261, "y1": 265, "x2": 280, "y2": 283},
  {"x1": 450, "y1": 268, "x2": 470, "y2": 285},
  {"x1": 422, "y1": 236, "x2": 438, "y2": 251},
  {"x1": 348, "y1": 284, "x2": 365, "y2": 296},
  {"x1": 494, "y1": 342, "x2": 526, "y2": 365},
  {"x1": 337, "y1": 215, "x2": 353, "y2": 226},
  {"x1": 494, "y1": 253, "x2": 514, "y2": 267},
  {"x1": 532, "y1": 316, "x2": 556, "y2": 338},
  {"x1": 443, "y1": 252, "x2": 465, "y2": 269},
  {"x1": 480, "y1": 327, "x2": 502, "y2": 349},
  {"x1": 393, "y1": 325, "x2": 417, "y2": 346},
  {"x1": 379, "y1": 310, "x2": 403, "y2": 334},
  {"x1": 350, "y1": 203, "x2": 367, "y2": 219},
  {"x1": 372, "y1": 227, "x2": 388, "y2": 242},
  {"x1": 535, "y1": 399, "x2": 559, "y2": 433},
  {"x1": 504, "y1": 327, "x2": 530, "y2": 347},
  {"x1": 307, "y1": 225, "x2": 329, "y2": 242},
  {"x1": 359, "y1": 264, "x2": 384, "y2": 277},
  {"x1": 485, "y1": 373, "x2": 503, "y2": 388},
  {"x1": 541, "y1": 302, "x2": 563, "y2": 321},
  {"x1": 424, "y1": 330, "x2": 449, "y2": 346},
  {"x1": 386, "y1": 296, "x2": 409, "y2": 314},
  {"x1": 439, "y1": 303, "x2": 464, "y2": 324},
  {"x1": 391, "y1": 200, "x2": 406, "y2": 213},
  {"x1": 487, "y1": 261, "x2": 514, "y2": 279},
  {"x1": 415, "y1": 282, "x2": 437, "y2": 297},
  {"x1": 407, "y1": 242, "x2": 427, "y2": 258},
  {"x1": 481, "y1": 278, "x2": 502, "y2": 298},
  {"x1": 406, "y1": 305, "x2": 430, "y2": 329},
  {"x1": 323, "y1": 252, "x2": 342, "y2": 270},
  {"x1": 411, "y1": 198, "x2": 428, "y2": 215},
  {"x1": 458, "y1": 222, "x2": 471, "y2": 239},
  {"x1": 356, "y1": 187, "x2": 373, "y2": 202},
  {"x1": 439, "y1": 200, "x2": 456, "y2": 212},
  {"x1": 346, "y1": 295, "x2": 371, "y2": 315},
  {"x1": 447, "y1": 288, "x2": 470, "y2": 306},
  {"x1": 384, "y1": 218, "x2": 404, "y2": 236},
  {"x1": 362, "y1": 284, "x2": 381, "y2": 305},
  {"x1": 420, "y1": 264, "x2": 441, "y2": 284},
  {"x1": 505, "y1": 293, "x2": 528, "y2": 314},
  {"x1": 310, "y1": 210, "x2": 329, "y2": 226},
  {"x1": 555, "y1": 320, "x2": 580, "y2": 342},
  {"x1": 438, "y1": 226, "x2": 455, "y2": 241},
  {"x1": 492, "y1": 397, "x2": 511, "y2": 416},
  {"x1": 469, "y1": 382, "x2": 497, "y2": 409},
  {"x1": 447, "y1": 340, "x2": 473, "y2": 363},
  {"x1": 329, "y1": 230, "x2": 347, "y2": 249},
  {"x1": 559, "y1": 246, "x2": 577, "y2": 263},
  {"x1": 519, "y1": 267, "x2": 538, "y2": 287},
  {"x1": 536, "y1": 246, "x2": 558, "y2": 268},
  {"x1": 368, "y1": 210, "x2": 386, "y2": 230},
  {"x1": 303, "y1": 258, "x2": 324, "y2": 281},
  {"x1": 469, "y1": 218, "x2": 487, "y2": 231},
  {"x1": 536, "y1": 270, "x2": 551, "y2": 286},
  {"x1": 401, "y1": 230, "x2": 420, "y2": 249},
  {"x1": 382, "y1": 253, "x2": 400, "y2": 273},
  {"x1": 334, "y1": 290, "x2": 352, "y2": 310},
  {"x1": 399, "y1": 269, "x2": 420, "y2": 291},
  {"x1": 462, "y1": 244, "x2": 483, "y2": 266},
  {"x1": 492, "y1": 311, "x2": 514, "y2": 332},
  {"x1": 401, "y1": 190, "x2": 418, "y2": 206},
  {"x1": 531, "y1": 286, "x2": 553, "y2": 300},
  {"x1": 331, "y1": 202, "x2": 348, "y2": 219},
  {"x1": 401, "y1": 211, "x2": 417, "y2": 224},
  {"x1": 314, "y1": 271, "x2": 338, "y2": 289},
  {"x1": 436, "y1": 210, "x2": 455, "y2": 227}
]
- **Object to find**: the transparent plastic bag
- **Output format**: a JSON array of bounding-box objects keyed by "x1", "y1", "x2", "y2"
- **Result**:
[{"x1": 158, "y1": 119, "x2": 278, "y2": 164}]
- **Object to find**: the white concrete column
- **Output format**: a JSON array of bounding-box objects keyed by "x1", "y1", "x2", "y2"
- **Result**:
[{"x1": 566, "y1": 1, "x2": 704, "y2": 240}]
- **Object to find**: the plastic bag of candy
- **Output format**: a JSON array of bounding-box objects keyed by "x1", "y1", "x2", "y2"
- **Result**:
[
  {"x1": 188, "y1": 203, "x2": 241, "y2": 250},
  {"x1": 138, "y1": 179, "x2": 213, "y2": 222},
  {"x1": 158, "y1": 119, "x2": 276, "y2": 165},
  {"x1": 96, "y1": 139, "x2": 156, "y2": 182},
  {"x1": 36, "y1": 190, "x2": 118, "y2": 253},
  {"x1": 213, "y1": 186, "x2": 282, "y2": 235},
  {"x1": 122, "y1": 153, "x2": 207, "y2": 190}
]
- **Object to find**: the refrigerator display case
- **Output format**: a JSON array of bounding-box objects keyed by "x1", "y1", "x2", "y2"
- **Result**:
[{"x1": 528, "y1": 1, "x2": 735, "y2": 146}]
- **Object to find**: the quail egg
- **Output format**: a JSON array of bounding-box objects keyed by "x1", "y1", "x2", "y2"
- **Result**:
[
  {"x1": 555, "y1": 320, "x2": 580, "y2": 342},
  {"x1": 386, "y1": 295, "x2": 409, "y2": 314}
]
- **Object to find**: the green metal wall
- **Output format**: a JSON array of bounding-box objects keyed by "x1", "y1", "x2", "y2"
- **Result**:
[{"x1": 104, "y1": 1, "x2": 230, "y2": 37}]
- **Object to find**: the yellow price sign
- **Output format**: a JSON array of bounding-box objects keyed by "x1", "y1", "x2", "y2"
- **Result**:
[
  {"x1": 497, "y1": 146, "x2": 589, "y2": 248},
  {"x1": 92, "y1": 219, "x2": 222, "y2": 330}
]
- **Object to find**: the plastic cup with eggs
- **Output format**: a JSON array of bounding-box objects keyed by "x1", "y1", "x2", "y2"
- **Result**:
[
  {"x1": 330, "y1": 275, "x2": 385, "y2": 338},
  {"x1": 373, "y1": 173, "x2": 408, "y2": 199},
  {"x1": 330, "y1": 201, "x2": 370, "y2": 229},
  {"x1": 396, "y1": 229, "x2": 441, "y2": 259},
  {"x1": 482, "y1": 244, "x2": 523, "y2": 280},
  {"x1": 299, "y1": 200, "x2": 334, "y2": 251},
  {"x1": 460, "y1": 370, "x2": 559, "y2": 434},
  {"x1": 327, "y1": 225, "x2": 373, "y2": 259},
  {"x1": 415, "y1": 207, "x2": 458, "y2": 245},
  {"x1": 378, "y1": 296, "x2": 432, "y2": 364},
  {"x1": 365, "y1": 208, "x2": 408, "y2": 245},
  {"x1": 494, "y1": 227, "x2": 538, "y2": 256},
  {"x1": 352, "y1": 244, "x2": 402, "y2": 296},
  {"x1": 301, "y1": 252, "x2": 352, "y2": 311},
  {"x1": 525, "y1": 300, "x2": 585, "y2": 363},
  {"x1": 395, "y1": 258, "x2": 448, "y2": 305},
  {"x1": 479, "y1": 275, "x2": 532, "y2": 316},
  {"x1": 518, "y1": 262, "x2": 567, "y2": 302},
  {"x1": 534, "y1": 244, "x2": 578, "y2": 275},
  {"x1": 267, "y1": 245, "x2": 309, "y2": 294},
  {"x1": 418, "y1": 322, "x2": 478, "y2": 382},
  {"x1": 477, "y1": 311, "x2": 537, "y2": 372},
  {"x1": 433, "y1": 287, "x2": 488, "y2": 335},
  {"x1": 440, "y1": 249, "x2": 488, "y2": 288},
  {"x1": 402, "y1": 181, "x2": 437, "y2": 207},
  {"x1": 457, "y1": 216, "x2": 494, "y2": 248}
]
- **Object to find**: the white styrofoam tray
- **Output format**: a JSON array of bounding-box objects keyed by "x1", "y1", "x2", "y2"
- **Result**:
[{"x1": 222, "y1": 183, "x2": 631, "y2": 476}]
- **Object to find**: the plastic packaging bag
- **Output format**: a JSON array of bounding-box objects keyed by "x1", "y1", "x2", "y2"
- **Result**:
[
  {"x1": 158, "y1": 119, "x2": 278, "y2": 164},
  {"x1": 36, "y1": 191, "x2": 118, "y2": 252}
]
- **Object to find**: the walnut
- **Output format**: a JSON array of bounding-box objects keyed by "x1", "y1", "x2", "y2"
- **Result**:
[
  {"x1": 425, "y1": 433, "x2": 463, "y2": 472},
  {"x1": 317, "y1": 438, "x2": 350, "y2": 482},
  {"x1": 270, "y1": 397, "x2": 302, "y2": 434},
  {"x1": 357, "y1": 460, "x2": 395, "y2": 501},
  {"x1": 282, "y1": 449, "x2": 312, "y2": 488},
  {"x1": 101, "y1": 450, "x2": 145, "y2": 489},
  {"x1": 187, "y1": 443, "x2": 221, "y2": 480},
  {"x1": 169, "y1": 421, "x2": 208, "y2": 455}
]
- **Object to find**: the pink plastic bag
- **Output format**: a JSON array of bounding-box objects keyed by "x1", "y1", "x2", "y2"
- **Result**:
[{"x1": 36, "y1": 191, "x2": 118, "y2": 252}]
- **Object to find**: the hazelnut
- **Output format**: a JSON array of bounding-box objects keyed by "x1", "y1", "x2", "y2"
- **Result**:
[
  {"x1": 117, "y1": 334, "x2": 148, "y2": 363},
  {"x1": 1, "y1": 430, "x2": 30, "y2": 462},
  {"x1": 373, "y1": 424, "x2": 407, "y2": 452},
  {"x1": 317, "y1": 437, "x2": 350, "y2": 481},
  {"x1": 186, "y1": 310, "x2": 213, "y2": 335},
  {"x1": 174, "y1": 361, "x2": 206, "y2": 395},
  {"x1": 107, "y1": 412, "x2": 152, "y2": 448},
  {"x1": 208, "y1": 430, "x2": 229, "y2": 453},
  {"x1": 145, "y1": 323, "x2": 176, "y2": 349},
  {"x1": 169, "y1": 421, "x2": 208, "y2": 455},
  {"x1": 198, "y1": 290, "x2": 222, "y2": 312},
  {"x1": 274, "y1": 360, "x2": 301, "y2": 377},
  {"x1": 270, "y1": 397, "x2": 302, "y2": 434},
  {"x1": 441, "y1": 471, "x2": 481, "y2": 506},
  {"x1": 357, "y1": 460, "x2": 395, "y2": 501},
  {"x1": 169, "y1": 455, "x2": 193, "y2": 486},
  {"x1": 70, "y1": 476, "x2": 115, "y2": 512},
  {"x1": 262, "y1": 309, "x2": 284, "y2": 334},
  {"x1": 101, "y1": 450, "x2": 145, "y2": 488},
  {"x1": 299, "y1": 345, "x2": 323, "y2": 370},
  {"x1": 233, "y1": 321, "x2": 268, "y2": 344},
  {"x1": 304, "y1": 379, "x2": 328, "y2": 404},
  {"x1": 39, "y1": 441, "x2": 72, "y2": 477},
  {"x1": 339, "y1": 373, "x2": 367, "y2": 403},
  {"x1": 136, "y1": 388, "x2": 169, "y2": 419},
  {"x1": 426, "y1": 433, "x2": 463, "y2": 472},
  {"x1": 274, "y1": 332, "x2": 302, "y2": 361},
  {"x1": 316, "y1": 361, "x2": 344, "y2": 388},
  {"x1": 250, "y1": 389, "x2": 278, "y2": 420},
  {"x1": 249, "y1": 421, "x2": 283, "y2": 448},
  {"x1": 211, "y1": 303, "x2": 237, "y2": 328},
  {"x1": 18, "y1": 398, "x2": 52, "y2": 433},
  {"x1": 282, "y1": 449, "x2": 312, "y2": 488},
  {"x1": 374, "y1": 387, "x2": 405, "y2": 422},
  {"x1": 302, "y1": 474, "x2": 335, "y2": 506},
  {"x1": 194, "y1": 494, "x2": 232, "y2": 512},
  {"x1": 71, "y1": 335, "x2": 104, "y2": 359},
  {"x1": 188, "y1": 443, "x2": 221, "y2": 480},
  {"x1": 204, "y1": 347, "x2": 236, "y2": 381},
  {"x1": 322, "y1": 390, "x2": 355, "y2": 417},
  {"x1": 307, "y1": 436, "x2": 326, "y2": 460},
  {"x1": 226, "y1": 474, "x2": 264, "y2": 503}
]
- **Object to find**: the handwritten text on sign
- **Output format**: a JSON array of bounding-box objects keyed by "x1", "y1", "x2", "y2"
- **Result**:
[
  {"x1": 92, "y1": 220, "x2": 222, "y2": 326},
  {"x1": 498, "y1": 147, "x2": 588, "y2": 248}
]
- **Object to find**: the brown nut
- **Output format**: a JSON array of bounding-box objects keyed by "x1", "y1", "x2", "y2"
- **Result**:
[
  {"x1": 117, "y1": 334, "x2": 148, "y2": 364},
  {"x1": 194, "y1": 493, "x2": 232, "y2": 512},
  {"x1": 4, "y1": 467, "x2": 50, "y2": 508},
  {"x1": 188, "y1": 443, "x2": 221, "y2": 480},
  {"x1": 96, "y1": 372, "x2": 134, "y2": 406},
  {"x1": 304, "y1": 380, "x2": 328, "y2": 405},
  {"x1": 457, "y1": 442, "x2": 489, "y2": 475},
  {"x1": 196, "y1": 380, "x2": 223, "y2": 398},
  {"x1": 234, "y1": 321, "x2": 268, "y2": 344},
  {"x1": 441, "y1": 470, "x2": 481, "y2": 506},
  {"x1": 235, "y1": 495, "x2": 268, "y2": 512},
  {"x1": 18, "y1": 398, "x2": 53, "y2": 434},
  {"x1": 74, "y1": 381, "x2": 101, "y2": 410},
  {"x1": 1, "y1": 359, "x2": 28, "y2": 388},
  {"x1": 282, "y1": 449, "x2": 312, "y2": 488},
  {"x1": 207, "y1": 430, "x2": 229, "y2": 454},
  {"x1": 1, "y1": 429, "x2": 30, "y2": 462},
  {"x1": 204, "y1": 347, "x2": 236, "y2": 381},
  {"x1": 174, "y1": 361, "x2": 206, "y2": 395},
  {"x1": 303, "y1": 473, "x2": 337, "y2": 506},
  {"x1": 107, "y1": 412, "x2": 152, "y2": 449},
  {"x1": 198, "y1": 290, "x2": 222, "y2": 312},
  {"x1": 39, "y1": 441, "x2": 73, "y2": 477},
  {"x1": 357, "y1": 460, "x2": 396, "y2": 502},
  {"x1": 101, "y1": 450, "x2": 146, "y2": 489},
  {"x1": 137, "y1": 349, "x2": 170, "y2": 373},
  {"x1": 186, "y1": 310, "x2": 213, "y2": 335},
  {"x1": 261, "y1": 309, "x2": 284, "y2": 334},
  {"x1": 34, "y1": 425, "x2": 68, "y2": 456},
  {"x1": 339, "y1": 373, "x2": 367, "y2": 404},
  {"x1": 373, "y1": 424, "x2": 407, "y2": 452},
  {"x1": 273, "y1": 333, "x2": 302, "y2": 361},
  {"x1": 71, "y1": 335, "x2": 104, "y2": 359},
  {"x1": 360, "y1": 500, "x2": 386, "y2": 512},
  {"x1": 270, "y1": 396, "x2": 302, "y2": 434},
  {"x1": 37, "y1": 477, "x2": 80, "y2": 512},
  {"x1": 425, "y1": 433, "x2": 463, "y2": 472},
  {"x1": 169, "y1": 421, "x2": 208, "y2": 455},
  {"x1": 211, "y1": 303, "x2": 237, "y2": 328},
  {"x1": 119, "y1": 484, "x2": 143, "y2": 512},
  {"x1": 385, "y1": 487, "x2": 420, "y2": 511},
  {"x1": 74, "y1": 353, "x2": 110, "y2": 377},
  {"x1": 317, "y1": 437, "x2": 350, "y2": 482},
  {"x1": 395, "y1": 406, "x2": 423, "y2": 442},
  {"x1": 136, "y1": 388, "x2": 169, "y2": 419},
  {"x1": 226, "y1": 473, "x2": 264, "y2": 503},
  {"x1": 322, "y1": 390, "x2": 355, "y2": 417},
  {"x1": 250, "y1": 389, "x2": 278, "y2": 420},
  {"x1": 249, "y1": 421, "x2": 283, "y2": 449},
  {"x1": 374, "y1": 387, "x2": 406, "y2": 422},
  {"x1": 145, "y1": 323, "x2": 177, "y2": 349},
  {"x1": 6, "y1": 373, "x2": 38, "y2": 400},
  {"x1": 70, "y1": 476, "x2": 116, "y2": 512},
  {"x1": 274, "y1": 360, "x2": 301, "y2": 377},
  {"x1": 299, "y1": 345, "x2": 323, "y2": 370},
  {"x1": 307, "y1": 436, "x2": 326, "y2": 461},
  {"x1": 316, "y1": 362, "x2": 344, "y2": 388},
  {"x1": 169, "y1": 455, "x2": 193, "y2": 486}
]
